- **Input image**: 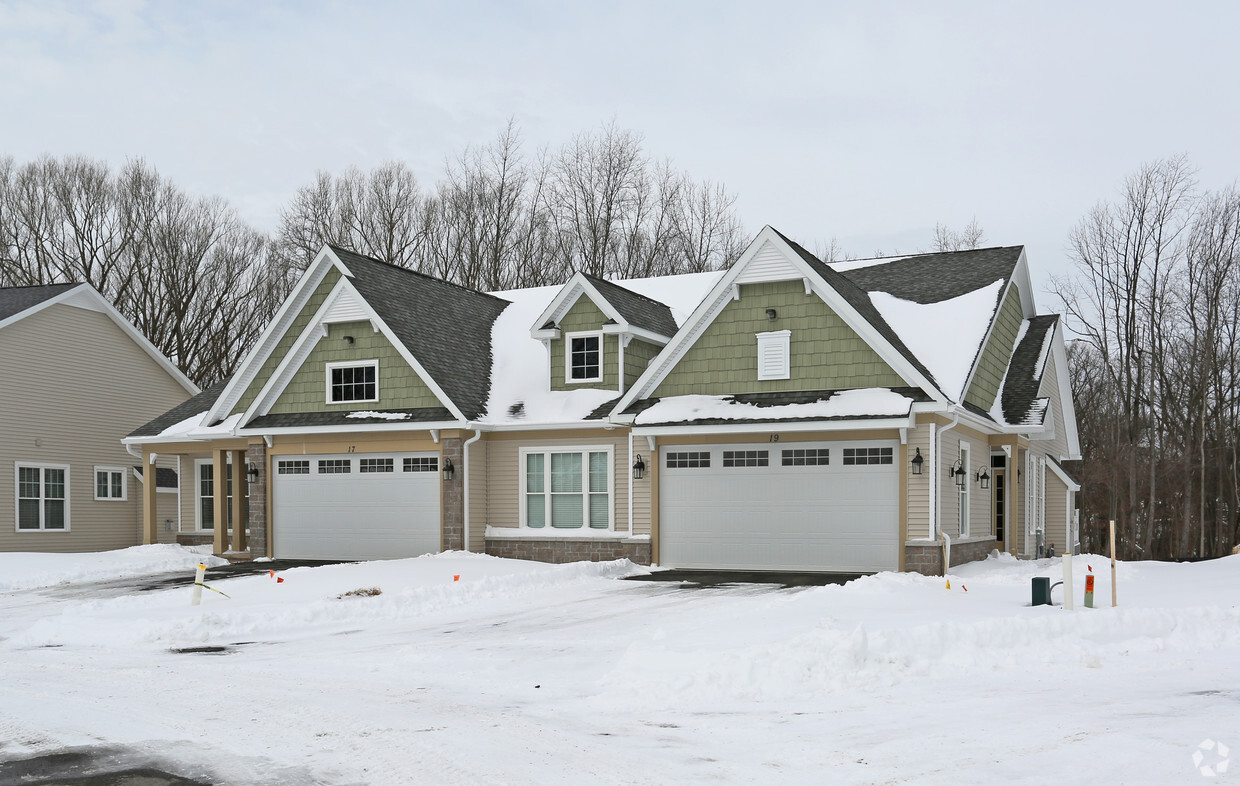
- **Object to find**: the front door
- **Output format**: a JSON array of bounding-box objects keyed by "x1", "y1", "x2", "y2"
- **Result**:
[{"x1": 991, "y1": 453, "x2": 1007, "y2": 553}]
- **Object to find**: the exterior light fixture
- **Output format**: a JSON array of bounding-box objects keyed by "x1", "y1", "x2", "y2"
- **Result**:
[
  {"x1": 442, "y1": 457, "x2": 455, "y2": 482},
  {"x1": 246, "y1": 462, "x2": 260, "y2": 484},
  {"x1": 765, "y1": 308, "x2": 777, "y2": 321},
  {"x1": 632, "y1": 454, "x2": 646, "y2": 480},
  {"x1": 949, "y1": 459, "x2": 966, "y2": 488},
  {"x1": 976, "y1": 467, "x2": 991, "y2": 490},
  {"x1": 910, "y1": 447, "x2": 924, "y2": 475},
  {"x1": 343, "y1": 335, "x2": 355, "y2": 344}
]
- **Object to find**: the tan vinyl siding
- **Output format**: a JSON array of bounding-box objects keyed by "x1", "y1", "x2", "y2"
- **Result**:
[
  {"x1": 0, "y1": 303, "x2": 191, "y2": 552},
  {"x1": 483, "y1": 432, "x2": 634, "y2": 533},
  {"x1": 268, "y1": 320, "x2": 443, "y2": 414},
  {"x1": 623, "y1": 338, "x2": 660, "y2": 391},
  {"x1": 1043, "y1": 470, "x2": 1069, "y2": 555},
  {"x1": 964, "y1": 284, "x2": 1024, "y2": 410},
  {"x1": 234, "y1": 270, "x2": 342, "y2": 415},
  {"x1": 550, "y1": 296, "x2": 620, "y2": 392},
  {"x1": 935, "y1": 422, "x2": 993, "y2": 540},
  {"x1": 653, "y1": 280, "x2": 906, "y2": 398},
  {"x1": 179, "y1": 452, "x2": 212, "y2": 532},
  {"x1": 1033, "y1": 346, "x2": 1070, "y2": 461},
  {"x1": 139, "y1": 456, "x2": 182, "y2": 544},
  {"x1": 468, "y1": 438, "x2": 487, "y2": 553},
  {"x1": 906, "y1": 420, "x2": 933, "y2": 539}
]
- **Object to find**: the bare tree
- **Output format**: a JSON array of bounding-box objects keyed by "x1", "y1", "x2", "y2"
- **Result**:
[{"x1": 932, "y1": 217, "x2": 985, "y2": 252}]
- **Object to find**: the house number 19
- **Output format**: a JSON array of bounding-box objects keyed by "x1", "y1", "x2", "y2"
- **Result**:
[{"x1": 769, "y1": 434, "x2": 780, "y2": 442}]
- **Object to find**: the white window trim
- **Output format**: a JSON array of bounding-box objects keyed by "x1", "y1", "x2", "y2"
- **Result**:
[
  {"x1": 958, "y1": 441, "x2": 970, "y2": 537},
  {"x1": 756, "y1": 329, "x2": 791, "y2": 381},
  {"x1": 325, "y1": 358, "x2": 380, "y2": 404},
  {"x1": 14, "y1": 461, "x2": 71, "y2": 532},
  {"x1": 518, "y1": 444, "x2": 615, "y2": 530},
  {"x1": 94, "y1": 465, "x2": 128, "y2": 501},
  {"x1": 564, "y1": 331, "x2": 604, "y2": 384}
]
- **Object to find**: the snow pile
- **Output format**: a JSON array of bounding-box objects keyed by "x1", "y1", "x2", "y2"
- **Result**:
[
  {"x1": 869, "y1": 279, "x2": 1004, "y2": 399},
  {"x1": 634, "y1": 388, "x2": 914, "y2": 424},
  {"x1": 0, "y1": 544, "x2": 226, "y2": 592}
]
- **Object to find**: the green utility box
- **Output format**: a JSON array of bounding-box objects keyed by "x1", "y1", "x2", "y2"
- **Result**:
[{"x1": 1031, "y1": 576, "x2": 1051, "y2": 606}]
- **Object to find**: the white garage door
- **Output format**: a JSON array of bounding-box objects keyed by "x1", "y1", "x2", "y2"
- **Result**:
[
  {"x1": 272, "y1": 452, "x2": 441, "y2": 560},
  {"x1": 659, "y1": 440, "x2": 899, "y2": 572}
]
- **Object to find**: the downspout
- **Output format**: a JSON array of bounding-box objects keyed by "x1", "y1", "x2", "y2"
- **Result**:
[
  {"x1": 933, "y1": 407, "x2": 961, "y2": 542},
  {"x1": 462, "y1": 426, "x2": 483, "y2": 553}
]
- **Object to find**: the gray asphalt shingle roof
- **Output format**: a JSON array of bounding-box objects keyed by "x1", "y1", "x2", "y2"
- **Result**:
[
  {"x1": 0, "y1": 283, "x2": 83, "y2": 322},
  {"x1": 332, "y1": 247, "x2": 510, "y2": 420},
  {"x1": 622, "y1": 387, "x2": 931, "y2": 426},
  {"x1": 1001, "y1": 315, "x2": 1058, "y2": 426},
  {"x1": 581, "y1": 273, "x2": 679, "y2": 337},
  {"x1": 127, "y1": 378, "x2": 230, "y2": 438},
  {"x1": 244, "y1": 407, "x2": 456, "y2": 430},
  {"x1": 837, "y1": 246, "x2": 1023, "y2": 305}
]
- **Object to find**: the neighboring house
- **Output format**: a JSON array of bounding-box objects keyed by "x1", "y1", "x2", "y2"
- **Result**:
[
  {"x1": 125, "y1": 227, "x2": 1080, "y2": 574},
  {"x1": 0, "y1": 284, "x2": 199, "y2": 552}
]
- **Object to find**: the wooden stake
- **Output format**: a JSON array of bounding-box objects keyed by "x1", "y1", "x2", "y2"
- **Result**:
[{"x1": 1109, "y1": 519, "x2": 1118, "y2": 607}]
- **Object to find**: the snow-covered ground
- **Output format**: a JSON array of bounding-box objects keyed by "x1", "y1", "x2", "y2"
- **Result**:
[{"x1": 0, "y1": 546, "x2": 1236, "y2": 784}]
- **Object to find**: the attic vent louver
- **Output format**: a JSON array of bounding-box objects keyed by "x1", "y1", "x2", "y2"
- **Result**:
[{"x1": 507, "y1": 402, "x2": 526, "y2": 419}]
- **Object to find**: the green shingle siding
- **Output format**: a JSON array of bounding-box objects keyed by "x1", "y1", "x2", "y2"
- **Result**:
[
  {"x1": 964, "y1": 284, "x2": 1023, "y2": 411},
  {"x1": 268, "y1": 320, "x2": 442, "y2": 414},
  {"x1": 550, "y1": 296, "x2": 620, "y2": 392},
  {"x1": 233, "y1": 270, "x2": 342, "y2": 415},
  {"x1": 623, "y1": 338, "x2": 660, "y2": 390},
  {"x1": 652, "y1": 280, "x2": 906, "y2": 397}
]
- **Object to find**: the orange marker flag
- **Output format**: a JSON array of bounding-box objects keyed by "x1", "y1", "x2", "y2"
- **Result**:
[
  {"x1": 276, "y1": 577, "x2": 284, "y2": 583},
  {"x1": 453, "y1": 575, "x2": 460, "y2": 582}
]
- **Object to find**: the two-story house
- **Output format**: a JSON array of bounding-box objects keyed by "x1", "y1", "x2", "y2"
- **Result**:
[{"x1": 125, "y1": 226, "x2": 1080, "y2": 574}]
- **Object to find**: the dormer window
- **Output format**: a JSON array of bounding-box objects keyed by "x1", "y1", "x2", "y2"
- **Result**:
[
  {"x1": 327, "y1": 359, "x2": 378, "y2": 403},
  {"x1": 566, "y1": 332, "x2": 602, "y2": 383}
]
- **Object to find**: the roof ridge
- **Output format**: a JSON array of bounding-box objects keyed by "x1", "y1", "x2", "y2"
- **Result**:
[
  {"x1": 0, "y1": 281, "x2": 83, "y2": 292},
  {"x1": 328, "y1": 245, "x2": 510, "y2": 304}
]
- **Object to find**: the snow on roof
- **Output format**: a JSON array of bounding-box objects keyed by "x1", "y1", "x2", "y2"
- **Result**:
[
  {"x1": 156, "y1": 410, "x2": 210, "y2": 438},
  {"x1": 828, "y1": 255, "x2": 912, "y2": 272},
  {"x1": 483, "y1": 272, "x2": 721, "y2": 425},
  {"x1": 868, "y1": 279, "x2": 1004, "y2": 400},
  {"x1": 633, "y1": 388, "x2": 915, "y2": 425}
]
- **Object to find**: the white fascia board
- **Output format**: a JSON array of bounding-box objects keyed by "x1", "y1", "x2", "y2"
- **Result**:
[
  {"x1": 612, "y1": 226, "x2": 944, "y2": 417},
  {"x1": 632, "y1": 416, "x2": 914, "y2": 437},
  {"x1": 1046, "y1": 456, "x2": 1082, "y2": 492},
  {"x1": 528, "y1": 274, "x2": 628, "y2": 337},
  {"x1": 0, "y1": 284, "x2": 199, "y2": 395},
  {"x1": 1049, "y1": 325, "x2": 1082, "y2": 459},
  {"x1": 599, "y1": 324, "x2": 670, "y2": 344},
  {"x1": 236, "y1": 420, "x2": 464, "y2": 437},
  {"x1": 1011, "y1": 249, "x2": 1036, "y2": 317},
  {"x1": 955, "y1": 278, "x2": 1018, "y2": 406},
  {"x1": 207, "y1": 245, "x2": 347, "y2": 422},
  {"x1": 243, "y1": 278, "x2": 467, "y2": 424}
]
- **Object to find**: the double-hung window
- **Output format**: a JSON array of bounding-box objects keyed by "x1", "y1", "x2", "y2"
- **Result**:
[
  {"x1": 958, "y1": 443, "x2": 970, "y2": 537},
  {"x1": 566, "y1": 333, "x2": 602, "y2": 383},
  {"x1": 522, "y1": 447, "x2": 612, "y2": 529},
  {"x1": 94, "y1": 466, "x2": 126, "y2": 501},
  {"x1": 327, "y1": 360, "x2": 378, "y2": 403},
  {"x1": 16, "y1": 463, "x2": 69, "y2": 531}
]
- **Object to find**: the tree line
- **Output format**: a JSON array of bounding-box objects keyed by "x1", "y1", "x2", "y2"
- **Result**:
[
  {"x1": 0, "y1": 120, "x2": 745, "y2": 386},
  {"x1": 1054, "y1": 156, "x2": 1240, "y2": 560}
]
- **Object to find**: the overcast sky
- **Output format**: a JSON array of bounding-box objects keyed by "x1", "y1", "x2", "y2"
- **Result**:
[{"x1": 3, "y1": 1, "x2": 1237, "y2": 300}]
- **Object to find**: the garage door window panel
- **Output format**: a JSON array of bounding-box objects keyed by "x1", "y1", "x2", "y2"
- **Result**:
[
  {"x1": 277, "y1": 460, "x2": 310, "y2": 475},
  {"x1": 843, "y1": 447, "x2": 893, "y2": 465},
  {"x1": 782, "y1": 449, "x2": 829, "y2": 466},
  {"x1": 404, "y1": 457, "x2": 438, "y2": 472},
  {"x1": 522, "y1": 448, "x2": 612, "y2": 529},
  {"x1": 360, "y1": 458, "x2": 394, "y2": 473},
  {"x1": 666, "y1": 451, "x2": 710, "y2": 468},
  {"x1": 319, "y1": 459, "x2": 351, "y2": 474},
  {"x1": 722, "y1": 450, "x2": 768, "y2": 467}
]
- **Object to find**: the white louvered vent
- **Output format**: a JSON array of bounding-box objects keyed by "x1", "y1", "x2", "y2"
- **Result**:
[
  {"x1": 756, "y1": 330, "x2": 791, "y2": 380},
  {"x1": 322, "y1": 287, "x2": 369, "y2": 323},
  {"x1": 735, "y1": 241, "x2": 801, "y2": 284}
]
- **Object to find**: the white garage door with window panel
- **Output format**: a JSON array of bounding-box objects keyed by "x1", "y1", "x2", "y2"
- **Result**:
[
  {"x1": 659, "y1": 440, "x2": 899, "y2": 572},
  {"x1": 272, "y1": 451, "x2": 440, "y2": 560}
]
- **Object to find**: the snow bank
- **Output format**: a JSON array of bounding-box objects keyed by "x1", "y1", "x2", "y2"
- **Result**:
[{"x1": 0, "y1": 544, "x2": 226, "y2": 592}]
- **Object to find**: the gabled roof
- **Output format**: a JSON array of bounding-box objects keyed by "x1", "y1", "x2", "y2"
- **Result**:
[
  {"x1": 1000, "y1": 315, "x2": 1058, "y2": 426},
  {"x1": 0, "y1": 283, "x2": 84, "y2": 322},
  {"x1": 834, "y1": 246, "x2": 1023, "y2": 304},
  {"x1": 127, "y1": 377, "x2": 230, "y2": 438},
  {"x1": 329, "y1": 247, "x2": 511, "y2": 421},
  {"x1": 581, "y1": 273, "x2": 679, "y2": 337}
]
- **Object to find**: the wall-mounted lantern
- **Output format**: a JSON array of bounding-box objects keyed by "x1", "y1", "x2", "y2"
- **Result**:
[
  {"x1": 910, "y1": 447, "x2": 924, "y2": 475},
  {"x1": 442, "y1": 457, "x2": 455, "y2": 482},
  {"x1": 632, "y1": 454, "x2": 646, "y2": 480},
  {"x1": 246, "y1": 462, "x2": 260, "y2": 484},
  {"x1": 948, "y1": 459, "x2": 966, "y2": 488},
  {"x1": 975, "y1": 467, "x2": 991, "y2": 490},
  {"x1": 343, "y1": 335, "x2": 355, "y2": 345}
]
